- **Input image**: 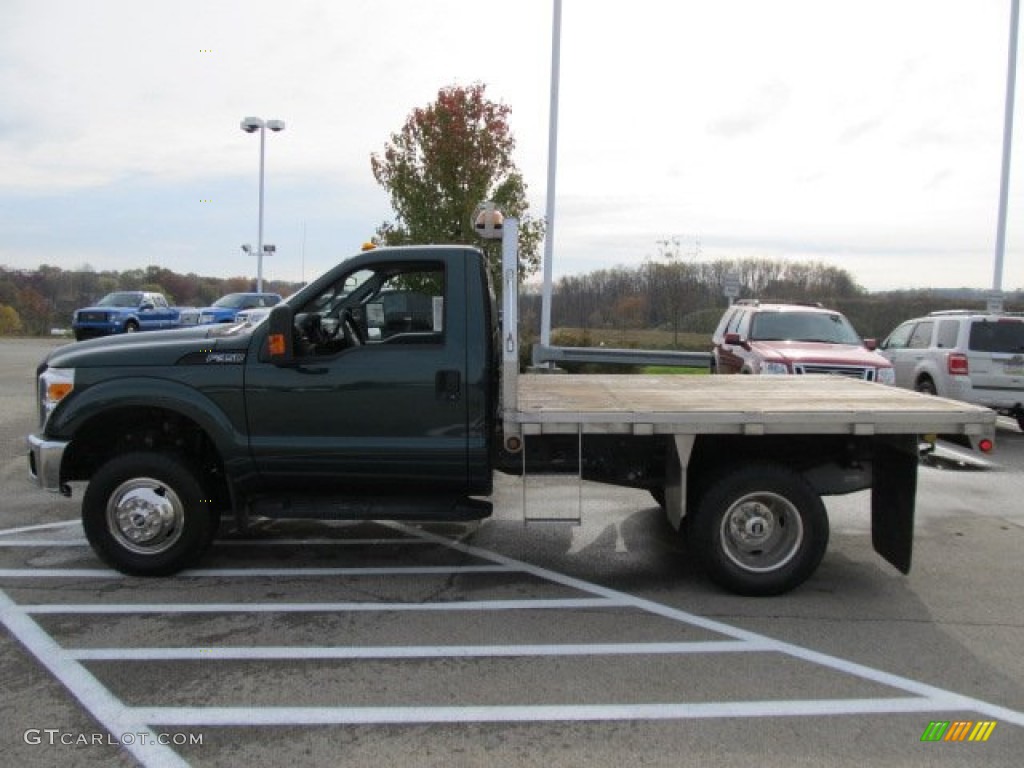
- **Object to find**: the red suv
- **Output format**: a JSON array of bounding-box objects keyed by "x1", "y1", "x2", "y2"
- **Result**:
[{"x1": 711, "y1": 300, "x2": 895, "y2": 383}]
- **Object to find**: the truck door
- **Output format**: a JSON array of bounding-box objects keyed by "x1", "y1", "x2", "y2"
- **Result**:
[{"x1": 243, "y1": 257, "x2": 470, "y2": 493}]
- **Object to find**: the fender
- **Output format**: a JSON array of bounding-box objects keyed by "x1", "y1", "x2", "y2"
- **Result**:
[{"x1": 48, "y1": 376, "x2": 256, "y2": 482}]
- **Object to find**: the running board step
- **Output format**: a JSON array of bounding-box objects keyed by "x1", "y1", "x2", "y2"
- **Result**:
[{"x1": 248, "y1": 495, "x2": 492, "y2": 522}]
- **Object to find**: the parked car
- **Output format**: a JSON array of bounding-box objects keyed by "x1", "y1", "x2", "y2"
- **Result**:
[
  {"x1": 176, "y1": 307, "x2": 201, "y2": 326},
  {"x1": 72, "y1": 291, "x2": 180, "y2": 341},
  {"x1": 878, "y1": 310, "x2": 1024, "y2": 430},
  {"x1": 710, "y1": 300, "x2": 895, "y2": 383},
  {"x1": 234, "y1": 306, "x2": 273, "y2": 325},
  {"x1": 196, "y1": 292, "x2": 282, "y2": 324}
]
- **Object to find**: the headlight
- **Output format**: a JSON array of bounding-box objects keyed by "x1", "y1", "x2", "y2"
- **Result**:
[
  {"x1": 39, "y1": 367, "x2": 75, "y2": 427},
  {"x1": 876, "y1": 367, "x2": 896, "y2": 385},
  {"x1": 760, "y1": 362, "x2": 790, "y2": 374}
]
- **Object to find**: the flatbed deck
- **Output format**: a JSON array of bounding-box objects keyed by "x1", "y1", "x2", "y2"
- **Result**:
[{"x1": 512, "y1": 374, "x2": 997, "y2": 437}]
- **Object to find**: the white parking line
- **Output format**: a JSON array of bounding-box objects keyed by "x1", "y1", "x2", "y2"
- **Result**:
[
  {"x1": 133, "y1": 697, "x2": 961, "y2": 727},
  {"x1": 0, "y1": 537, "x2": 439, "y2": 548},
  {"x1": 1, "y1": 517, "x2": 1022, "y2": 768},
  {"x1": 394, "y1": 522, "x2": 1024, "y2": 728},
  {"x1": 0, "y1": 565, "x2": 512, "y2": 578},
  {"x1": 22, "y1": 598, "x2": 623, "y2": 614},
  {"x1": 0, "y1": 540, "x2": 88, "y2": 547},
  {"x1": 69, "y1": 640, "x2": 763, "y2": 661},
  {"x1": 0, "y1": 520, "x2": 79, "y2": 537},
  {"x1": 0, "y1": 590, "x2": 188, "y2": 768}
]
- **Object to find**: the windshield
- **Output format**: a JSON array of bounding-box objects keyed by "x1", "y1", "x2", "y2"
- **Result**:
[
  {"x1": 96, "y1": 292, "x2": 143, "y2": 307},
  {"x1": 750, "y1": 311, "x2": 862, "y2": 344},
  {"x1": 212, "y1": 294, "x2": 248, "y2": 309}
]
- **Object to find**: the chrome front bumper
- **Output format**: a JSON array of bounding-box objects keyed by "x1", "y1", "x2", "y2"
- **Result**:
[{"x1": 27, "y1": 433, "x2": 70, "y2": 494}]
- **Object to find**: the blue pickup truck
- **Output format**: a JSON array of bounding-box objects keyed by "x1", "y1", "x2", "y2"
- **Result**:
[
  {"x1": 71, "y1": 291, "x2": 188, "y2": 340},
  {"x1": 195, "y1": 292, "x2": 282, "y2": 325}
]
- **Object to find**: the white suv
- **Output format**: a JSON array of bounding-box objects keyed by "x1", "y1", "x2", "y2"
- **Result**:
[{"x1": 878, "y1": 310, "x2": 1024, "y2": 430}]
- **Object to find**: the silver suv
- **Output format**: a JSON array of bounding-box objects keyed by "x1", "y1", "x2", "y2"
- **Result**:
[{"x1": 878, "y1": 310, "x2": 1024, "y2": 430}]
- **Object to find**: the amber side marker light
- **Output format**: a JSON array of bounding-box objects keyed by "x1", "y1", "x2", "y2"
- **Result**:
[
  {"x1": 47, "y1": 382, "x2": 74, "y2": 402},
  {"x1": 268, "y1": 334, "x2": 286, "y2": 356}
]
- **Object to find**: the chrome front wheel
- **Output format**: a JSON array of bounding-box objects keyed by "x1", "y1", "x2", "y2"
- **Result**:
[
  {"x1": 83, "y1": 452, "x2": 212, "y2": 575},
  {"x1": 106, "y1": 477, "x2": 185, "y2": 555}
]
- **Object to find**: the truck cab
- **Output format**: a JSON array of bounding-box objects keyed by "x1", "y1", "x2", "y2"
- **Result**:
[
  {"x1": 30, "y1": 246, "x2": 498, "y2": 577},
  {"x1": 249, "y1": 246, "x2": 496, "y2": 496}
]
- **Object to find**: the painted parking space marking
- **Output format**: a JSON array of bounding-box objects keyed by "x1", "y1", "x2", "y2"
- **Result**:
[
  {"x1": 0, "y1": 520, "x2": 79, "y2": 537},
  {"x1": 1, "y1": 517, "x2": 1022, "y2": 767},
  {"x1": 0, "y1": 564, "x2": 513, "y2": 578},
  {"x1": 22, "y1": 598, "x2": 623, "y2": 614},
  {"x1": 0, "y1": 588, "x2": 189, "y2": 768},
  {"x1": 69, "y1": 640, "x2": 762, "y2": 661}
]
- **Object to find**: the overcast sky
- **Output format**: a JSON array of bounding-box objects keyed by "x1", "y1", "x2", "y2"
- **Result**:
[{"x1": 1, "y1": 0, "x2": 1022, "y2": 292}]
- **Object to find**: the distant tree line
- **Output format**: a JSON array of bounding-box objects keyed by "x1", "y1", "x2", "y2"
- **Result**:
[
  {"x1": 519, "y1": 255, "x2": 1023, "y2": 348},
  {"x1": 1, "y1": 258, "x2": 1020, "y2": 342},
  {"x1": 0, "y1": 264, "x2": 302, "y2": 336}
]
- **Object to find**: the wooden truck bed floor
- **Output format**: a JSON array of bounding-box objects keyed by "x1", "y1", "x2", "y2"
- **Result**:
[{"x1": 513, "y1": 374, "x2": 997, "y2": 437}]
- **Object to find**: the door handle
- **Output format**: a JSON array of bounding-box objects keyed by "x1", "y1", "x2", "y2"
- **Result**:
[{"x1": 436, "y1": 369, "x2": 461, "y2": 401}]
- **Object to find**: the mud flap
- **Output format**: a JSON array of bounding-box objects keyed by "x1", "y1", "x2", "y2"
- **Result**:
[{"x1": 870, "y1": 435, "x2": 918, "y2": 574}]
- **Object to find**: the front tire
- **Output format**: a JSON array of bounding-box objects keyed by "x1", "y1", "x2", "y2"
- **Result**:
[
  {"x1": 82, "y1": 452, "x2": 213, "y2": 576},
  {"x1": 687, "y1": 463, "x2": 828, "y2": 596}
]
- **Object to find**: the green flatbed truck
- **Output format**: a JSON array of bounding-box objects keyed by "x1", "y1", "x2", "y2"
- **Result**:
[{"x1": 27, "y1": 232, "x2": 996, "y2": 595}]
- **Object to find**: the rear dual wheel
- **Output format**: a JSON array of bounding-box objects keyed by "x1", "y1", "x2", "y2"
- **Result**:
[{"x1": 687, "y1": 463, "x2": 828, "y2": 596}]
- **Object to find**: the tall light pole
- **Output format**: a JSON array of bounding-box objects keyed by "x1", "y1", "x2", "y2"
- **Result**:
[
  {"x1": 993, "y1": 0, "x2": 1020, "y2": 303},
  {"x1": 540, "y1": 0, "x2": 562, "y2": 352},
  {"x1": 240, "y1": 116, "x2": 285, "y2": 293}
]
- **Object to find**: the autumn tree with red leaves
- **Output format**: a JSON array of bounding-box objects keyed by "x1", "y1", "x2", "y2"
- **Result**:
[{"x1": 371, "y1": 83, "x2": 544, "y2": 288}]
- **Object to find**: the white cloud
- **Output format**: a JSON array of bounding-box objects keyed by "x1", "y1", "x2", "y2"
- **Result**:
[{"x1": 0, "y1": 0, "x2": 1021, "y2": 291}]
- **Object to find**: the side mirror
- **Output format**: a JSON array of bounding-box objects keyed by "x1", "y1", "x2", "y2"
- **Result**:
[
  {"x1": 265, "y1": 304, "x2": 294, "y2": 365},
  {"x1": 724, "y1": 332, "x2": 749, "y2": 349},
  {"x1": 863, "y1": 338, "x2": 878, "y2": 351},
  {"x1": 139, "y1": 302, "x2": 154, "y2": 311}
]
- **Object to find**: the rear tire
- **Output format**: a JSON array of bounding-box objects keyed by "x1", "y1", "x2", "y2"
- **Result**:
[
  {"x1": 687, "y1": 463, "x2": 828, "y2": 596},
  {"x1": 82, "y1": 452, "x2": 213, "y2": 576},
  {"x1": 915, "y1": 377, "x2": 936, "y2": 396}
]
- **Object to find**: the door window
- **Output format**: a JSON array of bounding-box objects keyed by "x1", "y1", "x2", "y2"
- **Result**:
[
  {"x1": 935, "y1": 319, "x2": 960, "y2": 349},
  {"x1": 882, "y1": 322, "x2": 915, "y2": 350},
  {"x1": 294, "y1": 262, "x2": 445, "y2": 355},
  {"x1": 907, "y1": 322, "x2": 934, "y2": 349}
]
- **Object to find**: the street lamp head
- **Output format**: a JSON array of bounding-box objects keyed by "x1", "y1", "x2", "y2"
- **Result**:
[
  {"x1": 241, "y1": 244, "x2": 252, "y2": 254},
  {"x1": 262, "y1": 244, "x2": 276, "y2": 253},
  {"x1": 240, "y1": 116, "x2": 263, "y2": 133},
  {"x1": 266, "y1": 119, "x2": 286, "y2": 132}
]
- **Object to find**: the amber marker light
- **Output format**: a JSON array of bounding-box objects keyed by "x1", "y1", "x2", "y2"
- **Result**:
[{"x1": 268, "y1": 334, "x2": 286, "y2": 356}]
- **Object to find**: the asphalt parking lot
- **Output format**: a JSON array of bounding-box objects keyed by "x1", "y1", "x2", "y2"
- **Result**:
[{"x1": 1, "y1": 338, "x2": 1022, "y2": 767}]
